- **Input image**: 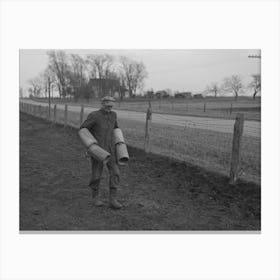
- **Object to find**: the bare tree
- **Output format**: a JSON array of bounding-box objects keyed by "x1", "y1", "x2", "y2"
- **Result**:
[
  {"x1": 206, "y1": 82, "x2": 219, "y2": 98},
  {"x1": 86, "y1": 54, "x2": 118, "y2": 97},
  {"x1": 43, "y1": 66, "x2": 57, "y2": 98},
  {"x1": 19, "y1": 87, "x2": 23, "y2": 98},
  {"x1": 223, "y1": 75, "x2": 243, "y2": 100},
  {"x1": 248, "y1": 74, "x2": 261, "y2": 99},
  {"x1": 68, "y1": 54, "x2": 88, "y2": 101},
  {"x1": 119, "y1": 56, "x2": 147, "y2": 97},
  {"x1": 47, "y1": 50, "x2": 70, "y2": 98},
  {"x1": 86, "y1": 54, "x2": 114, "y2": 79},
  {"x1": 28, "y1": 76, "x2": 44, "y2": 97}
]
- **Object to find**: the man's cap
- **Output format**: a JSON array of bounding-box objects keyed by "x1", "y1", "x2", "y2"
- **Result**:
[{"x1": 101, "y1": 96, "x2": 116, "y2": 103}]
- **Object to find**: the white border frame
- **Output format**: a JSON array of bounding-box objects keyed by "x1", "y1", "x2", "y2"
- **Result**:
[{"x1": 1, "y1": 1, "x2": 280, "y2": 279}]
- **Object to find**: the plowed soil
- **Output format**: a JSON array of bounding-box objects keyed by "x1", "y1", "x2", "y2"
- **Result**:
[{"x1": 20, "y1": 113, "x2": 260, "y2": 231}]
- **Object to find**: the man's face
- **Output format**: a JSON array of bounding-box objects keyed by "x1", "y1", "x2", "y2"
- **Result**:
[{"x1": 102, "y1": 101, "x2": 114, "y2": 112}]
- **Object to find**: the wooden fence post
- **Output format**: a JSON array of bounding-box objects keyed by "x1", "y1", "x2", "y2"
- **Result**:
[
  {"x1": 80, "y1": 104, "x2": 84, "y2": 126},
  {"x1": 230, "y1": 103, "x2": 233, "y2": 115},
  {"x1": 53, "y1": 104, "x2": 57, "y2": 124},
  {"x1": 45, "y1": 106, "x2": 48, "y2": 119},
  {"x1": 64, "y1": 104, "x2": 68, "y2": 127},
  {"x1": 229, "y1": 113, "x2": 244, "y2": 184},
  {"x1": 204, "y1": 102, "x2": 206, "y2": 112},
  {"x1": 144, "y1": 104, "x2": 152, "y2": 153}
]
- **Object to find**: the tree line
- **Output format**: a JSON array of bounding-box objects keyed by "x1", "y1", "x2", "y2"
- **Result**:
[
  {"x1": 26, "y1": 51, "x2": 261, "y2": 100},
  {"x1": 206, "y1": 74, "x2": 261, "y2": 99},
  {"x1": 27, "y1": 51, "x2": 148, "y2": 100}
]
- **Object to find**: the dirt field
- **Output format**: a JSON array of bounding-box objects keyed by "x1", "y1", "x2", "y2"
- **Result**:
[{"x1": 20, "y1": 113, "x2": 261, "y2": 231}]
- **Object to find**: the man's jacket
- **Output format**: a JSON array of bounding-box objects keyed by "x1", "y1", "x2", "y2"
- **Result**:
[{"x1": 80, "y1": 109, "x2": 118, "y2": 154}]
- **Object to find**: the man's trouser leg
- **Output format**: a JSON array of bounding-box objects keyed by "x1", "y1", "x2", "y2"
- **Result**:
[
  {"x1": 107, "y1": 159, "x2": 122, "y2": 209},
  {"x1": 89, "y1": 157, "x2": 104, "y2": 206}
]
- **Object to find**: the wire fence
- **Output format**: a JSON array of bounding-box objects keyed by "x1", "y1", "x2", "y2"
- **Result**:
[
  {"x1": 20, "y1": 101, "x2": 261, "y2": 185},
  {"x1": 31, "y1": 97, "x2": 261, "y2": 121}
]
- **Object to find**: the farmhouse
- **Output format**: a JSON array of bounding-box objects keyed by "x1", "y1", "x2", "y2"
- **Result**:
[
  {"x1": 155, "y1": 90, "x2": 169, "y2": 99},
  {"x1": 174, "y1": 92, "x2": 192, "y2": 98},
  {"x1": 88, "y1": 78, "x2": 121, "y2": 98},
  {"x1": 193, "y1": 93, "x2": 204, "y2": 99}
]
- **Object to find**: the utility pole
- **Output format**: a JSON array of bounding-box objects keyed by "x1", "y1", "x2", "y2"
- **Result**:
[
  {"x1": 48, "y1": 76, "x2": 51, "y2": 120},
  {"x1": 248, "y1": 55, "x2": 261, "y2": 59},
  {"x1": 248, "y1": 54, "x2": 261, "y2": 98},
  {"x1": 248, "y1": 53, "x2": 261, "y2": 71}
]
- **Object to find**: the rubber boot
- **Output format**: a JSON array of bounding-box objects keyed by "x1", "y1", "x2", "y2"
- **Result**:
[
  {"x1": 109, "y1": 189, "x2": 122, "y2": 209},
  {"x1": 91, "y1": 188, "x2": 104, "y2": 207}
]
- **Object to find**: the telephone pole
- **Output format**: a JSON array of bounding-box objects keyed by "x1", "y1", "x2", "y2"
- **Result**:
[
  {"x1": 248, "y1": 54, "x2": 261, "y2": 59},
  {"x1": 48, "y1": 76, "x2": 51, "y2": 120},
  {"x1": 248, "y1": 53, "x2": 261, "y2": 73}
]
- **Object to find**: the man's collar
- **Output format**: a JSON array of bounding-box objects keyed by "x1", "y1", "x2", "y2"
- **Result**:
[{"x1": 100, "y1": 108, "x2": 112, "y2": 115}]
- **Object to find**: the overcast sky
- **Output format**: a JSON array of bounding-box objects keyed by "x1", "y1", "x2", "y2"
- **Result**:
[{"x1": 20, "y1": 49, "x2": 260, "y2": 95}]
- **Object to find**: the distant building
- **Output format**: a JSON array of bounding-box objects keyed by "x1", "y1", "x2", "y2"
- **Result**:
[
  {"x1": 193, "y1": 93, "x2": 204, "y2": 99},
  {"x1": 174, "y1": 92, "x2": 192, "y2": 98},
  {"x1": 145, "y1": 90, "x2": 155, "y2": 99},
  {"x1": 155, "y1": 90, "x2": 169, "y2": 99},
  {"x1": 88, "y1": 78, "x2": 121, "y2": 98}
]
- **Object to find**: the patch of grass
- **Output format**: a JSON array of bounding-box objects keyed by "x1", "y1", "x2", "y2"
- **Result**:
[
  {"x1": 118, "y1": 118, "x2": 260, "y2": 184},
  {"x1": 31, "y1": 97, "x2": 261, "y2": 121}
]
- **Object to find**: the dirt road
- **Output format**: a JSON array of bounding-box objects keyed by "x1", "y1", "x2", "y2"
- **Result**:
[
  {"x1": 20, "y1": 99, "x2": 260, "y2": 138},
  {"x1": 20, "y1": 113, "x2": 260, "y2": 231}
]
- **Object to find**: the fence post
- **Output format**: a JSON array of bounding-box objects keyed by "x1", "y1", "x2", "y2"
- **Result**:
[
  {"x1": 53, "y1": 104, "x2": 57, "y2": 124},
  {"x1": 144, "y1": 103, "x2": 152, "y2": 153},
  {"x1": 64, "y1": 104, "x2": 68, "y2": 127},
  {"x1": 80, "y1": 104, "x2": 84, "y2": 126},
  {"x1": 229, "y1": 113, "x2": 244, "y2": 185},
  {"x1": 204, "y1": 102, "x2": 206, "y2": 112},
  {"x1": 45, "y1": 106, "x2": 48, "y2": 119},
  {"x1": 230, "y1": 103, "x2": 233, "y2": 115}
]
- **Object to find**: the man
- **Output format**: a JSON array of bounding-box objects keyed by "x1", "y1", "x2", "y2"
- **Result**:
[{"x1": 80, "y1": 96, "x2": 122, "y2": 209}]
